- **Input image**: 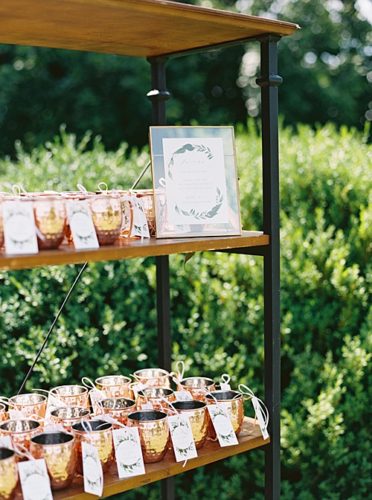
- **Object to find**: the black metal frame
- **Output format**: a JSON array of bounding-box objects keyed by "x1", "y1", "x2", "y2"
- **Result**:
[{"x1": 147, "y1": 34, "x2": 281, "y2": 500}]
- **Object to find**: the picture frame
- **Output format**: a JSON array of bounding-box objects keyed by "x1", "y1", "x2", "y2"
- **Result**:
[{"x1": 149, "y1": 126, "x2": 242, "y2": 238}]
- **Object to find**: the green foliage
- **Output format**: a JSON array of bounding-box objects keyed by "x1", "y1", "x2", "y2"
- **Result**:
[{"x1": 0, "y1": 123, "x2": 371, "y2": 498}]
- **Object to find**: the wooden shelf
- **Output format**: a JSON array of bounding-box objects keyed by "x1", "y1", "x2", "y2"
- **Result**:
[
  {"x1": 0, "y1": 231, "x2": 269, "y2": 271},
  {"x1": 54, "y1": 418, "x2": 268, "y2": 499},
  {"x1": 0, "y1": 0, "x2": 299, "y2": 58}
]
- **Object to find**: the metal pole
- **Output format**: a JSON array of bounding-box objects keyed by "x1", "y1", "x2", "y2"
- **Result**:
[
  {"x1": 147, "y1": 56, "x2": 174, "y2": 500},
  {"x1": 257, "y1": 35, "x2": 282, "y2": 500}
]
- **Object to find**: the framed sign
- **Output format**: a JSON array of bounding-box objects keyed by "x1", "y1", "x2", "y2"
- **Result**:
[{"x1": 150, "y1": 126, "x2": 241, "y2": 238}]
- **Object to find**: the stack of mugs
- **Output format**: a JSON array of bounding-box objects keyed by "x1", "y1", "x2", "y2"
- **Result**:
[{"x1": 0, "y1": 368, "x2": 247, "y2": 498}]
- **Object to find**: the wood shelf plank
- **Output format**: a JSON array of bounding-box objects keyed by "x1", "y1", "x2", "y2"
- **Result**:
[
  {"x1": 0, "y1": 0, "x2": 299, "y2": 58},
  {"x1": 54, "y1": 418, "x2": 268, "y2": 500},
  {"x1": 0, "y1": 231, "x2": 269, "y2": 271}
]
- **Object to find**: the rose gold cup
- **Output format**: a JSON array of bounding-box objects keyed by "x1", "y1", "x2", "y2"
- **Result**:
[
  {"x1": 172, "y1": 400, "x2": 209, "y2": 449},
  {"x1": 206, "y1": 390, "x2": 244, "y2": 435},
  {"x1": 133, "y1": 368, "x2": 170, "y2": 389},
  {"x1": 0, "y1": 403, "x2": 8, "y2": 423},
  {"x1": 0, "y1": 448, "x2": 18, "y2": 500},
  {"x1": 33, "y1": 196, "x2": 66, "y2": 250},
  {"x1": 89, "y1": 194, "x2": 122, "y2": 245},
  {"x1": 50, "y1": 407, "x2": 90, "y2": 432},
  {"x1": 99, "y1": 398, "x2": 136, "y2": 426},
  {"x1": 178, "y1": 377, "x2": 216, "y2": 401},
  {"x1": 127, "y1": 410, "x2": 169, "y2": 463},
  {"x1": 95, "y1": 375, "x2": 132, "y2": 399},
  {"x1": 30, "y1": 432, "x2": 77, "y2": 490},
  {"x1": 50, "y1": 385, "x2": 89, "y2": 408},
  {"x1": 134, "y1": 190, "x2": 156, "y2": 237},
  {"x1": 9, "y1": 393, "x2": 47, "y2": 420},
  {"x1": 0, "y1": 419, "x2": 41, "y2": 451},
  {"x1": 137, "y1": 388, "x2": 175, "y2": 412},
  {"x1": 72, "y1": 420, "x2": 113, "y2": 473}
]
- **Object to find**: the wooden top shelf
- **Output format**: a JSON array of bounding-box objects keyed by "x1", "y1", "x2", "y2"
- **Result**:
[
  {"x1": 53, "y1": 417, "x2": 268, "y2": 499},
  {"x1": 0, "y1": 0, "x2": 299, "y2": 57},
  {"x1": 0, "y1": 231, "x2": 268, "y2": 271}
]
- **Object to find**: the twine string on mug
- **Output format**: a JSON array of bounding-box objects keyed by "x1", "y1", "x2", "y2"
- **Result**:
[
  {"x1": 170, "y1": 360, "x2": 185, "y2": 385},
  {"x1": 81, "y1": 377, "x2": 96, "y2": 391},
  {"x1": 160, "y1": 397, "x2": 189, "y2": 468},
  {"x1": 14, "y1": 443, "x2": 34, "y2": 461},
  {"x1": 12, "y1": 184, "x2": 27, "y2": 197},
  {"x1": 77, "y1": 183, "x2": 88, "y2": 194},
  {"x1": 238, "y1": 384, "x2": 269, "y2": 429},
  {"x1": 97, "y1": 182, "x2": 109, "y2": 193}
]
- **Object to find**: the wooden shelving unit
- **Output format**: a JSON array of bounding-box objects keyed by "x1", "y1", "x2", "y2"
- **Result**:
[
  {"x1": 0, "y1": 231, "x2": 268, "y2": 271},
  {"x1": 52, "y1": 419, "x2": 267, "y2": 500},
  {"x1": 0, "y1": 1, "x2": 298, "y2": 498}
]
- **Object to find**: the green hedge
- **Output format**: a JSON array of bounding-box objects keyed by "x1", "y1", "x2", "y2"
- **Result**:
[{"x1": 0, "y1": 123, "x2": 370, "y2": 498}]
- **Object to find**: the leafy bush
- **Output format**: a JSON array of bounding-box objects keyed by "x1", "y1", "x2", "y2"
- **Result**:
[{"x1": 0, "y1": 123, "x2": 370, "y2": 498}]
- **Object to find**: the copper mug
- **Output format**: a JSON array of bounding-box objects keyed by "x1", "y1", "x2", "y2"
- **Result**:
[
  {"x1": 99, "y1": 398, "x2": 136, "y2": 426},
  {"x1": 95, "y1": 375, "x2": 132, "y2": 399},
  {"x1": 89, "y1": 194, "x2": 122, "y2": 245},
  {"x1": 9, "y1": 393, "x2": 47, "y2": 420},
  {"x1": 50, "y1": 385, "x2": 89, "y2": 408},
  {"x1": 0, "y1": 419, "x2": 41, "y2": 451},
  {"x1": 206, "y1": 390, "x2": 244, "y2": 435},
  {"x1": 178, "y1": 377, "x2": 216, "y2": 401},
  {"x1": 137, "y1": 387, "x2": 175, "y2": 412},
  {"x1": 50, "y1": 407, "x2": 90, "y2": 432},
  {"x1": 134, "y1": 190, "x2": 156, "y2": 237},
  {"x1": 133, "y1": 368, "x2": 170, "y2": 389},
  {"x1": 30, "y1": 432, "x2": 77, "y2": 490},
  {"x1": 72, "y1": 420, "x2": 114, "y2": 473},
  {"x1": 172, "y1": 400, "x2": 209, "y2": 449},
  {"x1": 33, "y1": 195, "x2": 66, "y2": 250},
  {"x1": 0, "y1": 403, "x2": 8, "y2": 423},
  {"x1": 127, "y1": 410, "x2": 170, "y2": 463},
  {"x1": 0, "y1": 448, "x2": 18, "y2": 500}
]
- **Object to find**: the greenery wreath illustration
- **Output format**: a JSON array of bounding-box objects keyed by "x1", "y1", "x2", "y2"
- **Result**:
[{"x1": 168, "y1": 143, "x2": 223, "y2": 220}]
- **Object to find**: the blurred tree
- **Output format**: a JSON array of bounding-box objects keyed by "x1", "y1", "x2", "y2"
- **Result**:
[{"x1": 0, "y1": 0, "x2": 370, "y2": 156}]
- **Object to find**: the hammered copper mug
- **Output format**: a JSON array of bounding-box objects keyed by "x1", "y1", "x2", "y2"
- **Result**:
[
  {"x1": 89, "y1": 194, "x2": 122, "y2": 245},
  {"x1": 206, "y1": 390, "x2": 244, "y2": 435},
  {"x1": 127, "y1": 410, "x2": 169, "y2": 463},
  {"x1": 0, "y1": 403, "x2": 8, "y2": 423},
  {"x1": 50, "y1": 407, "x2": 90, "y2": 432},
  {"x1": 173, "y1": 400, "x2": 209, "y2": 449},
  {"x1": 137, "y1": 387, "x2": 175, "y2": 412},
  {"x1": 133, "y1": 368, "x2": 170, "y2": 389},
  {"x1": 99, "y1": 398, "x2": 136, "y2": 426},
  {"x1": 50, "y1": 385, "x2": 89, "y2": 408},
  {"x1": 30, "y1": 432, "x2": 77, "y2": 490},
  {"x1": 72, "y1": 420, "x2": 114, "y2": 473},
  {"x1": 9, "y1": 393, "x2": 47, "y2": 420},
  {"x1": 0, "y1": 448, "x2": 18, "y2": 500},
  {"x1": 178, "y1": 377, "x2": 216, "y2": 401},
  {"x1": 0, "y1": 419, "x2": 41, "y2": 451},
  {"x1": 95, "y1": 375, "x2": 132, "y2": 399}
]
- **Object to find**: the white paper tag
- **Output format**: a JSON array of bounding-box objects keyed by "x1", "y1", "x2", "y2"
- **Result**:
[
  {"x1": 43, "y1": 423, "x2": 65, "y2": 433},
  {"x1": 0, "y1": 435, "x2": 13, "y2": 449},
  {"x1": 141, "y1": 401, "x2": 154, "y2": 410},
  {"x1": 130, "y1": 197, "x2": 150, "y2": 238},
  {"x1": 113, "y1": 427, "x2": 145, "y2": 478},
  {"x1": 252, "y1": 396, "x2": 269, "y2": 440},
  {"x1": 82, "y1": 442, "x2": 104, "y2": 497},
  {"x1": 220, "y1": 383, "x2": 231, "y2": 391},
  {"x1": 45, "y1": 393, "x2": 66, "y2": 420},
  {"x1": 207, "y1": 404, "x2": 239, "y2": 447},
  {"x1": 174, "y1": 391, "x2": 193, "y2": 402},
  {"x1": 90, "y1": 389, "x2": 105, "y2": 415},
  {"x1": 131, "y1": 383, "x2": 146, "y2": 398},
  {"x1": 168, "y1": 414, "x2": 197, "y2": 462},
  {"x1": 67, "y1": 200, "x2": 99, "y2": 250},
  {"x1": 8, "y1": 409, "x2": 27, "y2": 420},
  {"x1": 3, "y1": 201, "x2": 38, "y2": 255},
  {"x1": 18, "y1": 459, "x2": 53, "y2": 500}
]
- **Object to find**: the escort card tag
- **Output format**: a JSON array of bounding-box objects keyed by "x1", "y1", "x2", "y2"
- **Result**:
[
  {"x1": 82, "y1": 441, "x2": 104, "y2": 497},
  {"x1": 130, "y1": 197, "x2": 150, "y2": 238},
  {"x1": 220, "y1": 374, "x2": 231, "y2": 391},
  {"x1": 131, "y1": 383, "x2": 146, "y2": 398},
  {"x1": 141, "y1": 401, "x2": 154, "y2": 410},
  {"x1": 67, "y1": 200, "x2": 99, "y2": 250},
  {"x1": 174, "y1": 391, "x2": 193, "y2": 402},
  {"x1": 45, "y1": 393, "x2": 66, "y2": 420},
  {"x1": 89, "y1": 388, "x2": 105, "y2": 415},
  {"x1": 168, "y1": 414, "x2": 197, "y2": 462},
  {"x1": 113, "y1": 427, "x2": 145, "y2": 479},
  {"x1": 18, "y1": 459, "x2": 53, "y2": 500},
  {"x1": 3, "y1": 201, "x2": 38, "y2": 255},
  {"x1": 252, "y1": 396, "x2": 269, "y2": 440},
  {"x1": 8, "y1": 409, "x2": 26, "y2": 420},
  {"x1": 0, "y1": 435, "x2": 13, "y2": 449},
  {"x1": 207, "y1": 404, "x2": 239, "y2": 447}
]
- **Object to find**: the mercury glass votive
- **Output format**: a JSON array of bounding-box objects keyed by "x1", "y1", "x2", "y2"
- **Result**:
[
  {"x1": 50, "y1": 385, "x2": 89, "y2": 408},
  {"x1": 72, "y1": 420, "x2": 113, "y2": 473},
  {"x1": 0, "y1": 448, "x2": 18, "y2": 500},
  {"x1": 30, "y1": 432, "x2": 77, "y2": 490},
  {"x1": 127, "y1": 410, "x2": 169, "y2": 463},
  {"x1": 9, "y1": 393, "x2": 47, "y2": 420},
  {"x1": 33, "y1": 195, "x2": 66, "y2": 250},
  {"x1": 89, "y1": 194, "x2": 122, "y2": 245}
]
